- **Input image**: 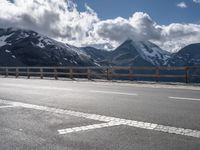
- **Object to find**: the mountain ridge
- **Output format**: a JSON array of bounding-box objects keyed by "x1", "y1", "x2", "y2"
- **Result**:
[
  {"x1": 0, "y1": 28, "x2": 200, "y2": 67},
  {"x1": 0, "y1": 28, "x2": 95, "y2": 66}
]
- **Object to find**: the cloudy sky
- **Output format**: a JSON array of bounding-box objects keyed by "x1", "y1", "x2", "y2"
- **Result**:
[{"x1": 0, "y1": 0, "x2": 200, "y2": 52}]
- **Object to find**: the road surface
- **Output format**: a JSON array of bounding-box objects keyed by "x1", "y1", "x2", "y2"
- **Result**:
[{"x1": 0, "y1": 77, "x2": 200, "y2": 150}]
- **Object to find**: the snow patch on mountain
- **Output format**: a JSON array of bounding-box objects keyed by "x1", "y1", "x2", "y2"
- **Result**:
[
  {"x1": 130, "y1": 40, "x2": 171, "y2": 65},
  {"x1": 0, "y1": 28, "x2": 96, "y2": 67},
  {"x1": 5, "y1": 49, "x2": 11, "y2": 53},
  {"x1": 0, "y1": 34, "x2": 13, "y2": 47},
  {"x1": 33, "y1": 32, "x2": 89, "y2": 58},
  {"x1": 36, "y1": 41, "x2": 45, "y2": 48},
  {"x1": 11, "y1": 55, "x2": 16, "y2": 59}
]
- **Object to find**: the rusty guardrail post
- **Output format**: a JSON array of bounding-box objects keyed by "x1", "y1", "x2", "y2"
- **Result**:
[
  {"x1": 16, "y1": 67, "x2": 19, "y2": 78},
  {"x1": 106, "y1": 67, "x2": 113, "y2": 80},
  {"x1": 5, "y1": 67, "x2": 8, "y2": 77},
  {"x1": 87, "y1": 67, "x2": 91, "y2": 80},
  {"x1": 40, "y1": 68, "x2": 43, "y2": 79},
  {"x1": 109, "y1": 67, "x2": 113, "y2": 80},
  {"x1": 185, "y1": 67, "x2": 189, "y2": 83},
  {"x1": 27, "y1": 68, "x2": 30, "y2": 79},
  {"x1": 54, "y1": 67, "x2": 58, "y2": 80},
  {"x1": 70, "y1": 68, "x2": 73, "y2": 79},
  {"x1": 129, "y1": 67, "x2": 132, "y2": 81},
  {"x1": 106, "y1": 68, "x2": 109, "y2": 80},
  {"x1": 156, "y1": 67, "x2": 160, "y2": 82}
]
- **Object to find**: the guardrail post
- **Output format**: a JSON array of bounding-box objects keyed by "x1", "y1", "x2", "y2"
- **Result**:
[
  {"x1": 129, "y1": 67, "x2": 132, "y2": 81},
  {"x1": 2, "y1": 66, "x2": 197, "y2": 83},
  {"x1": 16, "y1": 68, "x2": 19, "y2": 78},
  {"x1": 87, "y1": 68, "x2": 91, "y2": 80},
  {"x1": 185, "y1": 67, "x2": 189, "y2": 83},
  {"x1": 40, "y1": 68, "x2": 43, "y2": 79},
  {"x1": 106, "y1": 68, "x2": 109, "y2": 80},
  {"x1": 54, "y1": 67, "x2": 58, "y2": 80},
  {"x1": 156, "y1": 67, "x2": 160, "y2": 82},
  {"x1": 5, "y1": 67, "x2": 8, "y2": 77},
  {"x1": 27, "y1": 68, "x2": 30, "y2": 79},
  {"x1": 109, "y1": 68, "x2": 113, "y2": 80},
  {"x1": 106, "y1": 67, "x2": 113, "y2": 80},
  {"x1": 70, "y1": 68, "x2": 73, "y2": 79}
]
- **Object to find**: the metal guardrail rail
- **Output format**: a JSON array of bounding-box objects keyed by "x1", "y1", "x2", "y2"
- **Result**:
[{"x1": 0, "y1": 66, "x2": 200, "y2": 83}]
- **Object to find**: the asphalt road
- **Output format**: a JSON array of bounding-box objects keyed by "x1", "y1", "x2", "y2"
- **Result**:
[{"x1": 0, "y1": 77, "x2": 200, "y2": 150}]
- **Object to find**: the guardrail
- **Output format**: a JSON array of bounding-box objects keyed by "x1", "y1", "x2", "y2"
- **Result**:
[{"x1": 0, "y1": 66, "x2": 200, "y2": 83}]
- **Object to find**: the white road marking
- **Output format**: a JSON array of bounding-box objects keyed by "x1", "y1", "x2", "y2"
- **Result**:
[
  {"x1": 0, "y1": 105, "x2": 18, "y2": 109},
  {"x1": 0, "y1": 99, "x2": 200, "y2": 138},
  {"x1": 90, "y1": 90, "x2": 138, "y2": 96},
  {"x1": 58, "y1": 122, "x2": 122, "y2": 134},
  {"x1": 169, "y1": 97, "x2": 200, "y2": 102}
]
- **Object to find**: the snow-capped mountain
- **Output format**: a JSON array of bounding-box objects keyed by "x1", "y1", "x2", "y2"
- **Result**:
[
  {"x1": 110, "y1": 40, "x2": 171, "y2": 66},
  {"x1": 82, "y1": 40, "x2": 171, "y2": 67},
  {"x1": 0, "y1": 28, "x2": 200, "y2": 68},
  {"x1": 0, "y1": 28, "x2": 95, "y2": 66},
  {"x1": 168, "y1": 43, "x2": 200, "y2": 66}
]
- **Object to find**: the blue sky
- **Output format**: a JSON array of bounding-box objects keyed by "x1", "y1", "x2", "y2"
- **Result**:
[{"x1": 75, "y1": 0, "x2": 200, "y2": 24}]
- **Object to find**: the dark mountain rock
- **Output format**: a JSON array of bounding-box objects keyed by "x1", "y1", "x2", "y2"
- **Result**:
[
  {"x1": 81, "y1": 47, "x2": 111, "y2": 66},
  {"x1": 0, "y1": 28, "x2": 200, "y2": 70},
  {"x1": 110, "y1": 40, "x2": 171, "y2": 66},
  {"x1": 82, "y1": 40, "x2": 171, "y2": 67},
  {"x1": 168, "y1": 43, "x2": 200, "y2": 66},
  {"x1": 0, "y1": 28, "x2": 95, "y2": 67}
]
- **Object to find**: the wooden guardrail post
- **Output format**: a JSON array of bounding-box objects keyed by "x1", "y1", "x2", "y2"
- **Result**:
[
  {"x1": 16, "y1": 68, "x2": 19, "y2": 78},
  {"x1": 87, "y1": 68, "x2": 91, "y2": 80},
  {"x1": 156, "y1": 67, "x2": 160, "y2": 82},
  {"x1": 1, "y1": 66, "x2": 199, "y2": 83},
  {"x1": 106, "y1": 67, "x2": 113, "y2": 80},
  {"x1": 70, "y1": 68, "x2": 73, "y2": 79},
  {"x1": 106, "y1": 68, "x2": 109, "y2": 80},
  {"x1": 40, "y1": 68, "x2": 43, "y2": 79},
  {"x1": 185, "y1": 67, "x2": 189, "y2": 83},
  {"x1": 129, "y1": 67, "x2": 132, "y2": 81},
  {"x1": 27, "y1": 68, "x2": 30, "y2": 79},
  {"x1": 5, "y1": 67, "x2": 8, "y2": 77},
  {"x1": 54, "y1": 67, "x2": 58, "y2": 80},
  {"x1": 109, "y1": 67, "x2": 113, "y2": 80}
]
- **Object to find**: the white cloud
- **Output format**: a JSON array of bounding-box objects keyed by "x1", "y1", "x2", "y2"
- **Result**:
[
  {"x1": 0, "y1": 0, "x2": 200, "y2": 52},
  {"x1": 177, "y1": 2, "x2": 187, "y2": 8},
  {"x1": 193, "y1": 0, "x2": 200, "y2": 4},
  {"x1": 153, "y1": 23, "x2": 200, "y2": 52},
  {"x1": 0, "y1": 0, "x2": 99, "y2": 43}
]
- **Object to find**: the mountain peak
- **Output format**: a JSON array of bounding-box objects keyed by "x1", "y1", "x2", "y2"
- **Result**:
[
  {"x1": 116, "y1": 39, "x2": 171, "y2": 66},
  {"x1": 122, "y1": 38, "x2": 144, "y2": 45},
  {"x1": 1, "y1": 28, "x2": 199, "y2": 68},
  {"x1": 0, "y1": 28, "x2": 95, "y2": 66},
  {"x1": 179, "y1": 43, "x2": 200, "y2": 54}
]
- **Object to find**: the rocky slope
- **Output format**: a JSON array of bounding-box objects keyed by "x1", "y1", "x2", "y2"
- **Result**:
[
  {"x1": 0, "y1": 28, "x2": 95, "y2": 66},
  {"x1": 0, "y1": 28, "x2": 200, "y2": 68},
  {"x1": 168, "y1": 43, "x2": 200, "y2": 66}
]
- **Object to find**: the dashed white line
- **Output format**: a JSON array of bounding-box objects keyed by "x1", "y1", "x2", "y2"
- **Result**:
[
  {"x1": 169, "y1": 97, "x2": 200, "y2": 102},
  {"x1": 0, "y1": 99, "x2": 200, "y2": 138},
  {"x1": 90, "y1": 90, "x2": 138, "y2": 96}
]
